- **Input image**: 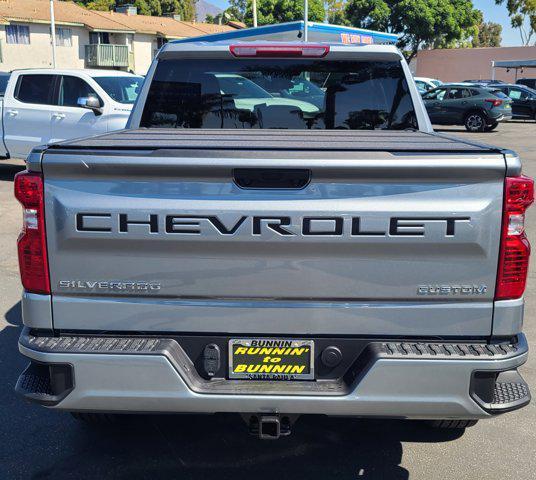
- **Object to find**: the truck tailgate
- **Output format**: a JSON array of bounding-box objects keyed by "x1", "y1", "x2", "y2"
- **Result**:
[{"x1": 42, "y1": 131, "x2": 506, "y2": 336}]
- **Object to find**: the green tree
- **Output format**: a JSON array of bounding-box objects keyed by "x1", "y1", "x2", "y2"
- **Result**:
[
  {"x1": 345, "y1": 0, "x2": 481, "y2": 61},
  {"x1": 231, "y1": 0, "x2": 325, "y2": 27},
  {"x1": 79, "y1": 0, "x2": 114, "y2": 11},
  {"x1": 161, "y1": 0, "x2": 195, "y2": 20},
  {"x1": 326, "y1": 0, "x2": 349, "y2": 25},
  {"x1": 473, "y1": 20, "x2": 502, "y2": 47},
  {"x1": 75, "y1": 0, "x2": 196, "y2": 20},
  {"x1": 495, "y1": 0, "x2": 536, "y2": 45},
  {"x1": 225, "y1": 0, "x2": 247, "y2": 22},
  {"x1": 128, "y1": 1, "x2": 162, "y2": 16}
]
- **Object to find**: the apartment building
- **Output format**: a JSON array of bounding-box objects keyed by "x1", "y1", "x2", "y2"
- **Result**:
[
  {"x1": 0, "y1": 0, "x2": 237, "y2": 75},
  {"x1": 415, "y1": 46, "x2": 536, "y2": 83}
]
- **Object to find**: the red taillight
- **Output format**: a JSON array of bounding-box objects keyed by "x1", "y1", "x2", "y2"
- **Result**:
[
  {"x1": 14, "y1": 171, "x2": 50, "y2": 294},
  {"x1": 485, "y1": 98, "x2": 503, "y2": 107},
  {"x1": 496, "y1": 175, "x2": 534, "y2": 300},
  {"x1": 229, "y1": 44, "x2": 330, "y2": 58}
]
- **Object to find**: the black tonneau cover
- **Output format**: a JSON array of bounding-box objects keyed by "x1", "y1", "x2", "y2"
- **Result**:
[{"x1": 49, "y1": 129, "x2": 501, "y2": 153}]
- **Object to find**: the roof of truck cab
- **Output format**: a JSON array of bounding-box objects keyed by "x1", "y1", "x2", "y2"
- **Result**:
[
  {"x1": 162, "y1": 41, "x2": 401, "y2": 55},
  {"x1": 48, "y1": 129, "x2": 503, "y2": 153},
  {"x1": 158, "y1": 42, "x2": 405, "y2": 64}
]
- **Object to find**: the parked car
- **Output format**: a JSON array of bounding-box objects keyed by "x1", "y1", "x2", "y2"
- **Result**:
[
  {"x1": 0, "y1": 72, "x2": 10, "y2": 96},
  {"x1": 417, "y1": 85, "x2": 428, "y2": 96},
  {"x1": 15, "y1": 41, "x2": 532, "y2": 438},
  {"x1": 214, "y1": 73, "x2": 320, "y2": 114},
  {"x1": 422, "y1": 84, "x2": 512, "y2": 131},
  {"x1": 489, "y1": 83, "x2": 536, "y2": 121},
  {"x1": 414, "y1": 76, "x2": 442, "y2": 91},
  {"x1": 246, "y1": 73, "x2": 326, "y2": 109},
  {"x1": 0, "y1": 69, "x2": 144, "y2": 160},
  {"x1": 464, "y1": 79, "x2": 505, "y2": 85},
  {"x1": 516, "y1": 78, "x2": 536, "y2": 90}
]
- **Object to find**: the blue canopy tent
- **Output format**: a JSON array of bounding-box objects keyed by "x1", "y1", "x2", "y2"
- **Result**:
[{"x1": 173, "y1": 21, "x2": 398, "y2": 46}]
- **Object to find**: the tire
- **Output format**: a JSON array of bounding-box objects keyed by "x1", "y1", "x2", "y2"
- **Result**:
[
  {"x1": 70, "y1": 412, "x2": 119, "y2": 425},
  {"x1": 426, "y1": 420, "x2": 478, "y2": 429},
  {"x1": 484, "y1": 122, "x2": 498, "y2": 132},
  {"x1": 464, "y1": 112, "x2": 486, "y2": 132}
]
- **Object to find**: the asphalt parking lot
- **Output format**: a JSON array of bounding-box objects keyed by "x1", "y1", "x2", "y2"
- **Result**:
[{"x1": 1, "y1": 121, "x2": 535, "y2": 479}]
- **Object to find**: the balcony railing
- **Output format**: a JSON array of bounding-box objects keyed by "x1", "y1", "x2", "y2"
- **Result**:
[{"x1": 85, "y1": 44, "x2": 129, "y2": 68}]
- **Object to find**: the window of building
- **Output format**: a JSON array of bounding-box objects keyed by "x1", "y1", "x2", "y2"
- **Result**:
[
  {"x1": 6, "y1": 25, "x2": 30, "y2": 45},
  {"x1": 55, "y1": 27, "x2": 72, "y2": 47},
  {"x1": 15, "y1": 75, "x2": 57, "y2": 105},
  {"x1": 89, "y1": 32, "x2": 110, "y2": 45},
  {"x1": 156, "y1": 37, "x2": 168, "y2": 49}
]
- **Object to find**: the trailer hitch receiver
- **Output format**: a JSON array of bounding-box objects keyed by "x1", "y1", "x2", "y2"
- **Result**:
[{"x1": 246, "y1": 414, "x2": 293, "y2": 439}]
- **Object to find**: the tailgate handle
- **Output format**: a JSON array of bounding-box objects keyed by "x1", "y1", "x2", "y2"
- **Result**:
[{"x1": 233, "y1": 168, "x2": 310, "y2": 189}]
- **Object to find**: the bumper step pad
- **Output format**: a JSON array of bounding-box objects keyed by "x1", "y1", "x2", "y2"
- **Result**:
[
  {"x1": 492, "y1": 381, "x2": 530, "y2": 407},
  {"x1": 471, "y1": 369, "x2": 531, "y2": 414},
  {"x1": 15, "y1": 362, "x2": 73, "y2": 406},
  {"x1": 17, "y1": 366, "x2": 53, "y2": 396}
]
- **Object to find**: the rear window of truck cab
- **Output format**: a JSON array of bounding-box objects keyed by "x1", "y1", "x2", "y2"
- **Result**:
[{"x1": 140, "y1": 59, "x2": 417, "y2": 130}]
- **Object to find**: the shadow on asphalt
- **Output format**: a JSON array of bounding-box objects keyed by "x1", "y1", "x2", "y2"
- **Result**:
[
  {"x1": 0, "y1": 162, "x2": 25, "y2": 182},
  {"x1": 1, "y1": 300, "x2": 465, "y2": 480}
]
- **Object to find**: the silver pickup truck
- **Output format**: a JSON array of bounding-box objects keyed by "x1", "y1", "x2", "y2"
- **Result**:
[{"x1": 14, "y1": 42, "x2": 532, "y2": 439}]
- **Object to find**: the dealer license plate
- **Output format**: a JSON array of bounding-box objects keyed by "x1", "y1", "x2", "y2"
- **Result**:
[{"x1": 229, "y1": 338, "x2": 314, "y2": 380}]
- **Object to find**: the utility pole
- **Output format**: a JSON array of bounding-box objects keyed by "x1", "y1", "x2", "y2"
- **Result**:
[
  {"x1": 303, "y1": 0, "x2": 308, "y2": 41},
  {"x1": 252, "y1": 0, "x2": 258, "y2": 27},
  {"x1": 50, "y1": 0, "x2": 57, "y2": 68}
]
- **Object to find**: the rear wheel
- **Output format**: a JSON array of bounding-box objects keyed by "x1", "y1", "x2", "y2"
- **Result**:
[
  {"x1": 426, "y1": 419, "x2": 478, "y2": 429},
  {"x1": 464, "y1": 112, "x2": 486, "y2": 132},
  {"x1": 485, "y1": 122, "x2": 498, "y2": 132}
]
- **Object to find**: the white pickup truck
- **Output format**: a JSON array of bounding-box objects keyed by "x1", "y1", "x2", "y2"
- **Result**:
[{"x1": 0, "y1": 69, "x2": 143, "y2": 160}]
